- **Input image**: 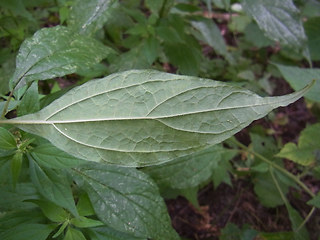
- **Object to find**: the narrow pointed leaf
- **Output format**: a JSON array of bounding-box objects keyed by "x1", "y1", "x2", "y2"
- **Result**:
[
  {"x1": 1, "y1": 70, "x2": 313, "y2": 167},
  {"x1": 72, "y1": 163, "x2": 179, "y2": 239},
  {"x1": 10, "y1": 26, "x2": 112, "y2": 90}
]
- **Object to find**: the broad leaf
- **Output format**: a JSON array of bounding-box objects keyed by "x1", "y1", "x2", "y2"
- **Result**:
[
  {"x1": 10, "y1": 26, "x2": 112, "y2": 90},
  {"x1": 276, "y1": 123, "x2": 320, "y2": 166},
  {"x1": 0, "y1": 70, "x2": 313, "y2": 167},
  {"x1": 88, "y1": 226, "x2": 147, "y2": 240},
  {"x1": 72, "y1": 162, "x2": 179, "y2": 239},
  {"x1": 276, "y1": 64, "x2": 320, "y2": 102},
  {"x1": 304, "y1": 17, "x2": 320, "y2": 61},
  {"x1": 68, "y1": 0, "x2": 117, "y2": 35},
  {"x1": 242, "y1": 0, "x2": 309, "y2": 59}
]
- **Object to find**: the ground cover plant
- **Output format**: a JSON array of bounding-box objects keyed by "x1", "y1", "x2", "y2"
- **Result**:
[{"x1": 0, "y1": 0, "x2": 320, "y2": 239}]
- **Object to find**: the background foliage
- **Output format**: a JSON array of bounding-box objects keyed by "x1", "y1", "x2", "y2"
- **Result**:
[{"x1": 0, "y1": 0, "x2": 320, "y2": 239}]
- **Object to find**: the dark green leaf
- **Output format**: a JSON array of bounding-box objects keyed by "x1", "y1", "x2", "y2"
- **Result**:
[
  {"x1": 10, "y1": 151, "x2": 23, "y2": 188},
  {"x1": 0, "y1": 127, "x2": 16, "y2": 150},
  {"x1": 242, "y1": 0, "x2": 309, "y2": 59},
  {"x1": 276, "y1": 64, "x2": 320, "y2": 102},
  {"x1": 64, "y1": 227, "x2": 86, "y2": 240},
  {"x1": 307, "y1": 193, "x2": 320, "y2": 208},
  {"x1": 31, "y1": 143, "x2": 86, "y2": 169},
  {"x1": 10, "y1": 26, "x2": 112, "y2": 90},
  {"x1": 30, "y1": 199, "x2": 69, "y2": 222},
  {"x1": 72, "y1": 162, "x2": 179, "y2": 239},
  {"x1": 304, "y1": 17, "x2": 320, "y2": 61},
  {"x1": 70, "y1": 216, "x2": 104, "y2": 228},
  {"x1": 17, "y1": 81, "x2": 40, "y2": 116},
  {"x1": 286, "y1": 204, "x2": 310, "y2": 240},
  {"x1": 0, "y1": 223, "x2": 55, "y2": 240},
  {"x1": 76, "y1": 193, "x2": 95, "y2": 217},
  {"x1": 28, "y1": 158, "x2": 78, "y2": 217},
  {"x1": 1, "y1": 70, "x2": 313, "y2": 167},
  {"x1": 88, "y1": 226, "x2": 147, "y2": 240}
]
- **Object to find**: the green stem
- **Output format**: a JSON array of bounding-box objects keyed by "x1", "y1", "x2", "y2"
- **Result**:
[
  {"x1": 228, "y1": 138, "x2": 315, "y2": 198},
  {"x1": 1, "y1": 91, "x2": 14, "y2": 119}
]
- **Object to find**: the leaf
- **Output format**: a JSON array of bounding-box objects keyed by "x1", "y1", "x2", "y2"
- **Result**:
[
  {"x1": 64, "y1": 228, "x2": 86, "y2": 240},
  {"x1": 0, "y1": 223, "x2": 55, "y2": 240},
  {"x1": 30, "y1": 199, "x2": 69, "y2": 222},
  {"x1": 144, "y1": 145, "x2": 231, "y2": 189},
  {"x1": 72, "y1": 162, "x2": 179, "y2": 239},
  {"x1": 1, "y1": 70, "x2": 313, "y2": 167},
  {"x1": 307, "y1": 193, "x2": 320, "y2": 208},
  {"x1": 31, "y1": 143, "x2": 86, "y2": 169},
  {"x1": 276, "y1": 123, "x2": 320, "y2": 166},
  {"x1": 68, "y1": 0, "x2": 117, "y2": 35},
  {"x1": 304, "y1": 17, "x2": 320, "y2": 61},
  {"x1": 88, "y1": 226, "x2": 147, "y2": 240},
  {"x1": 76, "y1": 193, "x2": 95, "y2": 217},
  {"x1": 191, "y1": 19, "x2": 229, "y2": 59},
  {"x1": 286, "y1": 204, "x2": 310, "y2": 240},
  {"x1": 275, "y1": 64, "x2": 320, "y2": 102},
  {"x1": 10, "y1": 26, "x2": 112, "y2": 90},
  {"x1": 28, "y1": 158, "x2": 78, "y2": 217},
  {"x1": 17, "y1": 81, "x2": 40, "y2": 116},
  {"x1": 70, "y1": 216, "x2": 104, "y2": 228},
  {"x1": 242, "y1": 0, "x2": 309, "y2": 59},
  {"x1": 10, "y1": 151, "x2": 23, "y2": 188},
  {"x1": 0, "y1": 127, "x2": 16, "y2": 150}
]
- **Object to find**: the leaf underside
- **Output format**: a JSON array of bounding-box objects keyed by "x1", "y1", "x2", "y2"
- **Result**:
[{"x1": 3, "y1": 70, "x2": 311, "y2": 167}]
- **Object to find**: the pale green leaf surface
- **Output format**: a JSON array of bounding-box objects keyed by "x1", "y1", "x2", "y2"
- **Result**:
[
  {"x1": 242, "y1": 0, "x2": 308, "y2": 57},
  {"x1": 276, "y1": 64, "x2": 320, "y2": 102},
  {"x1": 72, "y1": 163, "x2": 179, "y2": 239},
  {"x1": 68, "y1": 0, "x2": 117, "y2": 35},
  {"x1": 10, "y1": 26, "x2": 111, "y2": 90},
  {"x1": 277, "y1": 123, "x2": 320, "y2": 166},
  {"x1": 2, "y1": 70, "x2": 312, "y2": 167}
]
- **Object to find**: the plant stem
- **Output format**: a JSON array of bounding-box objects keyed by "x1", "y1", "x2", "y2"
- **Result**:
[
  {"x1": 228, "y1": 138, "x2": 315, "y2": 198},
  {"x1": 1, "y1": 91, "x2": 14, "y2": 119}
]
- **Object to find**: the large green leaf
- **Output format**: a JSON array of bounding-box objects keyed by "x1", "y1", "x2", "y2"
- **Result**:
[
  {"x1": 68, "y1": 0, "x2": 117, "y2": 35},
  {"x1": 275, "y1": 64, "x2": 320, "y2": 102},
  {"x1": 72, "y1": 163, "x2": 179, "y2": 239},
  {"x1": 10, "y1": 26, "x2": 112, "y2": 90},
  {"x1": 0, "y1": 223, "x2": 55, "y2": 240},
  {"x1": 88, "y1": 226, "x2": 147, "y2": 240},
  {"x1": 0, "y1": 70, "x2": 313, "y2": 167},
  {"x1": 276, "y1": 123, "x2": 320, "y2": 166},
  {"x1": 242, "y1": 0, "x2": 309, "y2": 58}
]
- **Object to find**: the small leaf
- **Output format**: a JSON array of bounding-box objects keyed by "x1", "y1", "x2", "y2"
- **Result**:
[
  {"x1": 242, "y1": 0, "x2": 309, "y2": 59},
  {"x1": 286, "y1": 204, "x2": 310, "y2": 240},
  {"x1": 72, "y1": 162, "x2": 179, "y2": 239},
  {"x1": 28, "y1": 158, "x2": 78, "y2": 217},
  {"x1": 17, "y1": 81, "x2": 40, "y2": 116},
  {"x1": 0, "y1": 223, "x2": 55, "y2": 240},
  {"x1": 10, "y1": 26, "x2": 112, "y2": 90},
  {"x1": 70, "y1": 216, "x2": 104, "y2": 228},
  {"x1": 0, "y1": 70, "x2": 313, "y2": 167},
  {"x1": 30, "y1": 199, "x2": 69, "y2": 223},
  {"x1": 52, "y1": 220, "x2": 69, "y2": 238},
  {"x1": 76, "y1": 193, "x2": 95, "y2": 217},
  {"x1": 68, "y1": 0, "x2": 117, "y2": 35},
  {"x1": 307, "y1": 193, "x2": 320, "y2": 208},
  {"x1": 0, "y1": 127, "x2": 16, "y2": 150},
  {"x1": 10, "y1": 151, "x2": 23, "y2": 188},
  {"x1": 275, "y1": 64, "x2": 320, "y2": 102},
  {"x1": 277, "y1": 123, "x2": 320, "y2": 166},
  {"x1": 31, "y1": 143, "x2": 86, "y2": 169},
  {"x1": 64, "y1": 228, "x2": 86, "y2": 240}
]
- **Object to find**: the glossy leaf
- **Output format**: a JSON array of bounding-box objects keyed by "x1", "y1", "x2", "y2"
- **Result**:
[
  {"x1": 1, "y1": 70, "x2": 313, "y2": 167},
  {"x1": 72, "y1": 162, "x2": 179, "y2": 239},
  {"x1": 68, "y1": 0, "x2": 117, "y2": 35},
  {"x1": 28, "y1": 158, "x2": 78, "y2": 217},
  {"x1": 276, "y1": 123, "x2": 320, "y2": 166},
  {"x1": 10, "y1": 26, "x2": 112, "y2": 90},
  {"x1": 242, "y1": 0, "x2": 309, "y2": 58},
  {"x1": 275, "y1": 64, "x2": 320, "y2": 102}
]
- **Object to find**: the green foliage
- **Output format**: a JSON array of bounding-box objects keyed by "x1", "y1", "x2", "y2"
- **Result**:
[{"x1": 0, "y1": 0, "x2": 319, "y2": 239}]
